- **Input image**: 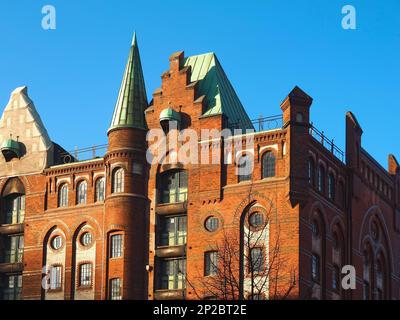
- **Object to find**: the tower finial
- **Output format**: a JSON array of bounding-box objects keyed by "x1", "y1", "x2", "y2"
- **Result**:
[{"x1": 132, "y1": 31, "x2": 137, "y2": 46}]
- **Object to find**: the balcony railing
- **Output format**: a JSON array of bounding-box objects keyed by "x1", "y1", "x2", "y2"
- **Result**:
[{"x1": 309, "y1": 125, "x2": 345, "y2": 163}]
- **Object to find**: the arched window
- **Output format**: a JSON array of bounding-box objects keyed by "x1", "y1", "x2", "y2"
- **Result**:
[
  {"x1": 262, "y1": 151, "x2": 276, "y2": 178},
  {"x1": 362, "y1": 246, "x2": 373, "y2": 300},
  {"x1": 76, "y1": 181, "x2": 87, "y2": 205},
  {"x1": 159, "y1": 170, "x2": 188, "y2": 204},
  {"x1": 328, "y1": 173, "x2": 335, "y2": 200},
  {"x1": 95, "y1": 177, "x2": 105, "y2": 202},
  {"x1": 308, "y1": 158, "x2": 315, "y2": 185},
  {"x1": 338, "y1": 181, "x2": 345, "y2": 207},
  {"x1": 318, "y1": 165, "x2": 325, "y2": 193},
  {"x1": 58, "y1": 184, "x2": 68, "y2": 207},
  {"x1": 112, "y1": 168, "x2": 124, "y2": 193},
  {"x1": 375, "y1": 254, "x2": 386, "y2": 300},
  {"x1": 311, "y1": 212, "x2": 326, "y2": 299},
  {"x1": 237, "y1": 154, "x2": 253, "y2": 182}
]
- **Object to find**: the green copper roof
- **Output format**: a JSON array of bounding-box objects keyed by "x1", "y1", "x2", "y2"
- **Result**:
[
  {"x1": 160, "y1": 107, "x2": 181, "y2": 122},
  {"x1": 109, "y1": 33, "x2": 148, "y2": 132},
  {"x1": 1, "y1": 138, "x2": 21, "y2": 159},
  {"x1": 184, "y1": 53, "x2": 253, "y2": 130}
]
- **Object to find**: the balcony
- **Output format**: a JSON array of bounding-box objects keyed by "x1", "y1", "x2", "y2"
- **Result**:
[
  {"x1": 155, "y1": 245, "x2": 186, "y2": 259},
  {"x1": 154, "y1": 289, "x2": 185, "y2": 300},
  {"x1": 0, "y1": 262, "x2": 23, "y2": 273},
  {"x1": 0, "y1": 223, "x2": 24, "y2": 235},
  {"x1": 156, "y1": 190, "x2": 188, "y2": 215}
]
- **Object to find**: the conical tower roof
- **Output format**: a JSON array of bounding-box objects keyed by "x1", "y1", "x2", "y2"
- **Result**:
[{"x1": 108, "y1": 33, "x2": 148, "y2": 132}]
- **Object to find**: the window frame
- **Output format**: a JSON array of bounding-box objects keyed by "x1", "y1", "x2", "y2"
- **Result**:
[
  {"x1": 112, "y1": 168, "x2": 125, "y2": 194},
  {"x1": 109, "y1": 278, "x2": 122, "y2": 300},
  {"x1": 78, "y1": 262, "x2": 93, "y2": 288},
  {"x1": 317, "y1": 165, "x2": 325, "y2": 193},
  {"x1": 261, "y1": 151, "x2": 276, "y2": 179},
  {"x1": 311, "y1": 253, "x2": 320, "y2": 283},
  {"x1": 76, "y1": 180, "x2": 88, "y2": 205},
  {"x1": 4, "y1": 194, "x2": 25, "y2": 225},
  {"x1": 158, "y1": 215, "x2": 187, "y2": 247},
  {"x1": 204, "y1": 251, "x2": 218, "y2": 276},
  {"x1": 110, "y1": 233, "x2": 123, "y2": 259},
  {"x1": 95, "y1": 177, "x2": 105, "y2": 202},
  {"x1": 237, "y1": 154, "x2": 253, "y2": 183},
  {"x1": 58, "y1": 183, "x2": 69, "y2": 207},
  {"x1": 248, "y1": 247, "x2": 265, "y2": 275},
  {"x1": 328, "y1": 172, "x2": 336, "y2": 201},
  {"x1": 49, "y1": 264, "x2": 63, "y2": 291}
]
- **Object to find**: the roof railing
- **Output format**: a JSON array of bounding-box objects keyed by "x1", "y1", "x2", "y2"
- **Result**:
[
  {"x1": 228, "y1": 115, "x2": 283, "y2": 132},
  {"x1": 60, "y1": 144, "x2": 108, "y2": 164},
  {"x1": 309, "y1": 124, "x2": 345, "y2": 163}
]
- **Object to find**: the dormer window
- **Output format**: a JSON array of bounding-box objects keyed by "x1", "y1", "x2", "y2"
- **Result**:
[{"x1": 159, "y1": 107, "x2": 181, "y2": 134}]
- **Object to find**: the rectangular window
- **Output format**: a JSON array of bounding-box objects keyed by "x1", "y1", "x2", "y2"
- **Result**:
[
  {"x1": 204, "y1": 251, "x2": 218, "y2": 276},
  {"x1": 250, "y1": 247, "x2": 264, "y2": 274},
  {"x1": 159, "y1": 215, "x2": 187, "y2": 246},
  {"x1": 110, "y1": 278, "x2": 122, "y2": 300},
  {"x1": 110, "y1": 234, "x2": 123, "y2": 258},
  {"x1": 50, "y1": 265, "x2": 62, "y2": 290},
  {"x1": 2, "y1": 274, "x2": 22, "y2": 300},
  {"x1": 311, "y1": 254, "x2": 320, "y2": 283},
  {"x1": 79, "y1": 263, "x2": 92, "y2": 287},
  {"x1": 3, "y1": 235, "x2": 24, "y2": 263},
  {"x1": 159, "y1": 258, "x2": 186, "y2": 290},
  {"x1": 160, "y1": 171, "x2": 188, "y2": 204},
  {"x1": 5, "y1": 195, "x2": 25, "y2": 224}
]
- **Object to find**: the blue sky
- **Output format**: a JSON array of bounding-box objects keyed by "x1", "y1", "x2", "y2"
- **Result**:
[{"x1": 0, "y1": 0, "x2": 398, "y2": 167}]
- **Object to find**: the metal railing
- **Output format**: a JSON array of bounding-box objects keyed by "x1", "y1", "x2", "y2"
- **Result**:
[
  {"x1": 309, "y1": 124, "x2": 345, "y2": 162},
  {"x1": 228, "y1": 115, "x2": 283, "y2": 133},
  {"x1": 60, "y1": 144, "x2": 108, "y2": 164}
]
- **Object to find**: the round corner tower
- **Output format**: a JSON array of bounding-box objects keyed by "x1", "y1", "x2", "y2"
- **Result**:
[{"x1": 104, "y1": 33, "x2": 149, "y2": 300}]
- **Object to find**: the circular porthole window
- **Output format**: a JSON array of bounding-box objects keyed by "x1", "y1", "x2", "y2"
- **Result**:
[
  {"x1": 51, "y1": 235, "x2": 63, "y2": 250},
  {"x1": 205, "y1": 216, "x2": 219, "y2": 232},
  {"x1": 249, "y1": 212, "x2": 264, "y2": 228},
  {"x1": 81, "y1": 232, "x2": 93, "y2": 246}
]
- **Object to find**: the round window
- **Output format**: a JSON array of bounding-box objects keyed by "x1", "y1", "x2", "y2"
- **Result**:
[
  {"x1": 81, "y1": 232, "x2": 93, "y2": 246},
  {"x1": 51, "y1": 235, "x2": 63, "y2": 250},
  {"x1": 205, "y1": 216, "x2": 219, "y2": 232},
  {"x1": 249, "y1": 212, "x2": 264, "y2": 228}
]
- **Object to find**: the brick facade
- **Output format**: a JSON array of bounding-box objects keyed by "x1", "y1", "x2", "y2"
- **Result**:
[{"x1": 0, "y1": 43, "x2": 399, "y2": 300}]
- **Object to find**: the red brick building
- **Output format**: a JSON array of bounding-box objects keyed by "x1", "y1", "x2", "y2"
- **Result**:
[{"x1": 0, "y1": 34, "x2": 399, "y2": 300}]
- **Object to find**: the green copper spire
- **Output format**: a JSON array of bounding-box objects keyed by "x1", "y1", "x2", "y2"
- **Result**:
[{"x1": 108, "y1": 32, "x2": 148, "y2": 132}]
